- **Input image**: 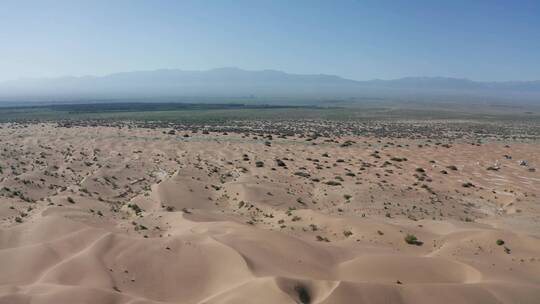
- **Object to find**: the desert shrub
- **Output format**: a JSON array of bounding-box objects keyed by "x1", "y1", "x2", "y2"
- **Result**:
[
  {"x1": 325, "y1": 181, "x2": 341, "y2": 186},
  {"x1": 404, "y1": 234, "x2": 422, "y2": 245},
  {"x1": 128, "y1": 204, "x2": 143, "y2": 215},
  {"x1": 390, "y1": 157, "x2": 407, "y2": 162},
  {"x1": 316, "y1": 235, "x2": 330, "y2": 242},
  {"x1": 340, "y1": 140, "x2": 354, "y2": 147},
  {"x1": 294, "y1": 171, "x2": 311, "y2": 178}
]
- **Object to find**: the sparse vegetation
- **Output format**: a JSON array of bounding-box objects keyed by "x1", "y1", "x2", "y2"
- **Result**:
[
  {"x1": 128, "y1": 204, "x2": 143, "y2": 215},
  {"x1": 316, "y1": 235, "x2": 330, "y2": 242}
]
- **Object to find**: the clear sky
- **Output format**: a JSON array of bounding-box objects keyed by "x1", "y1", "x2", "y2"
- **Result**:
[{"x1": 1, "y1": 0, "x2": 539, "y2": 82}]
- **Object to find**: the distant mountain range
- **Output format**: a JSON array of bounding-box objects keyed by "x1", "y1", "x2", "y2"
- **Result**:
[{"x1": 1, "y1": 67, "x2": 539, "y2": 103}]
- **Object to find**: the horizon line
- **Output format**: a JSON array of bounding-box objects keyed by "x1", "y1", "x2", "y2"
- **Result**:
[{"x1": 2, "y1": 67, "x2": 540, "y2": 84}]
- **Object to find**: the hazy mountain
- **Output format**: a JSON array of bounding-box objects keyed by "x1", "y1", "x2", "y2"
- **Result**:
[
  {"x1": 364, "y1": 76, "x2": 540, "y2": 91},
  {"x1": 1, "y1": 68, "x2": 539, "y2": 103}
]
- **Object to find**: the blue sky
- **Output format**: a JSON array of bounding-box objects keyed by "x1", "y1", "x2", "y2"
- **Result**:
[{"x1": 0, "y1": 0, "x2": 539, "y2": 81}]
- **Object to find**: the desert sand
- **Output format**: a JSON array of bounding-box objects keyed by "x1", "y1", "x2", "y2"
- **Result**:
[{"x1": 0, "y1": 123, "x2": 539, "y2": 303}]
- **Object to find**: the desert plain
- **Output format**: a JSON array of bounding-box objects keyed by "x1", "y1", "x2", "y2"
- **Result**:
[{"x1": 0, "y1": 118, "x2": 539, "y2": 304}]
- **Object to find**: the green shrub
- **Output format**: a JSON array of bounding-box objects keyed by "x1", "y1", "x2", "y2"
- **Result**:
[{"x1": 404, "y1": 234, "x2": 423, "y2": 246}]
